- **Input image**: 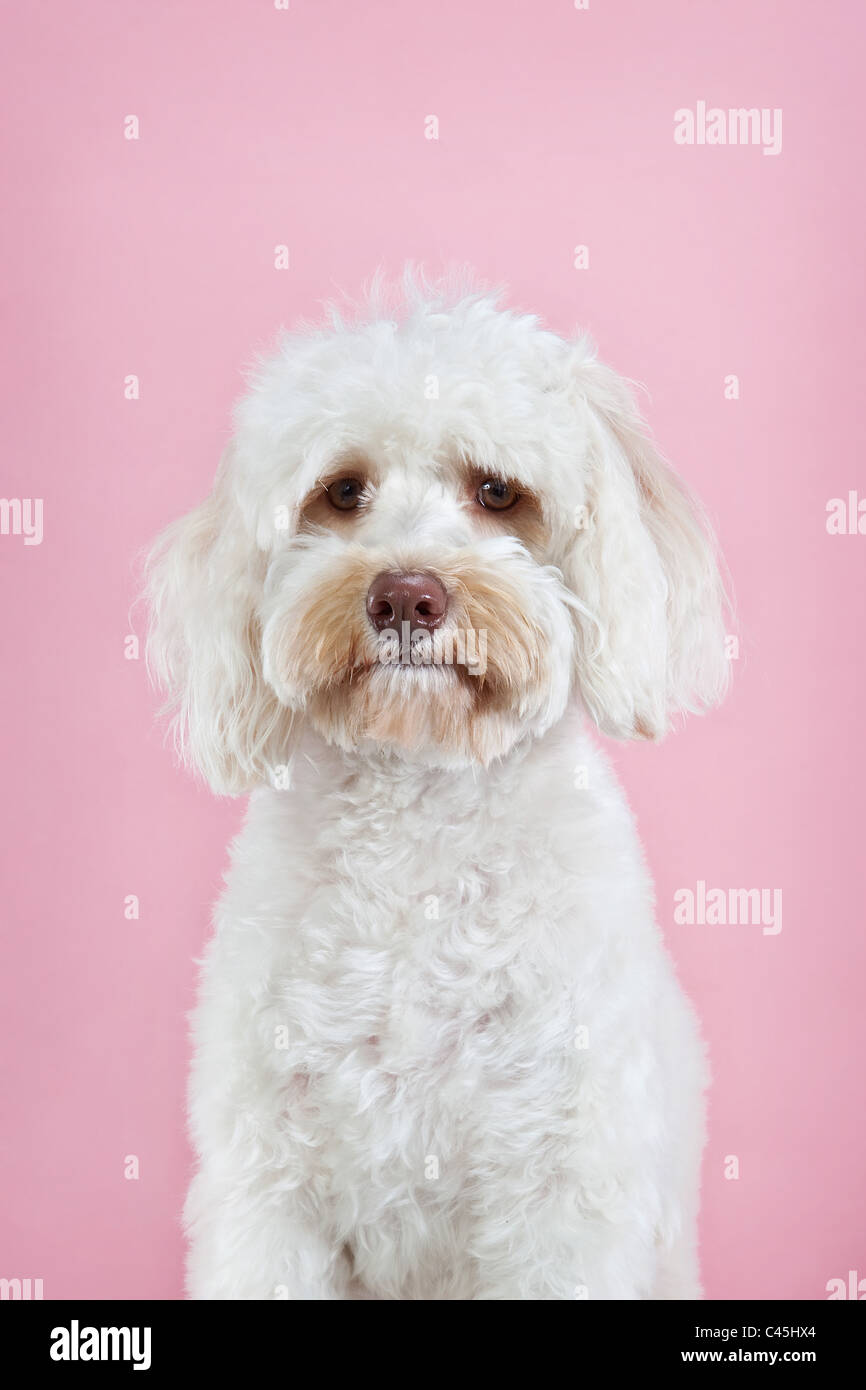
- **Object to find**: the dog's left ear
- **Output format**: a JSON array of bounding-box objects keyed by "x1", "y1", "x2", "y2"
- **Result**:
[{"x1": 561, "y1": 349, "x2": 731, "y2": 740}]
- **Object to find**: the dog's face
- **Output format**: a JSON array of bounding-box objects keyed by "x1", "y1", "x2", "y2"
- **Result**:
[
  {"x1": 147, "y1": 284, "x2": 730, "y2": 791},
  {"x1": 257, "y1": 374, "x2": 583, "y2": 767}
]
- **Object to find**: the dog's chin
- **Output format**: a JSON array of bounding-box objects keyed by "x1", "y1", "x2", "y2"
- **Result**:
[{"x1": 298, "y1": 661, "x2": 535, "y2": 768}]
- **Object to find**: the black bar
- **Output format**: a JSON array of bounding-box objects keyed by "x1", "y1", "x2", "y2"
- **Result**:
[{"x1": 3, "y1": 1299, "x2": 862, "y2": 1376}]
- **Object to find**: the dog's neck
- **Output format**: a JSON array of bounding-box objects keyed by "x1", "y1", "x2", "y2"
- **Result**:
[{"x1": 285, "y1": 703, "x2": 589, "y2": 805}]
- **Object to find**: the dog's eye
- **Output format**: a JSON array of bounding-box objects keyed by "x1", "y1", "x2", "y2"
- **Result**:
[
  {"x1": 326, "y1": 478, "x2": 364, "y2": 511},
  {"x1": 476, "y1": 477, "x2": 519, "y2": 511}
]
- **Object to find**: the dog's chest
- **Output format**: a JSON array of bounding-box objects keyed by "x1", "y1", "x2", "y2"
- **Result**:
[
  {"x1": 244, "y1": 754, "x2": 606, "y2": 1202},
  {"x1": 285, "y1": 868, "x2": 543, "y2": 1078},
  {"x1": 277, "y1": 912, "x2": 576, "y2": 1213},
  {"x1": 272, "y1": 774, "x2": 570, "y2": 1120}
]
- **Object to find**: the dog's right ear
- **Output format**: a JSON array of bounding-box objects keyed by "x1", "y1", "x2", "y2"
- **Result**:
[{"x1": 145, "y1": 448, "x2": 293, "y2": 794}]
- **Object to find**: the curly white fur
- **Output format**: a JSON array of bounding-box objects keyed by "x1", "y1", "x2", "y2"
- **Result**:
[{"x1": 146, "y1": 273, "x2": 730, "y2": 1300}]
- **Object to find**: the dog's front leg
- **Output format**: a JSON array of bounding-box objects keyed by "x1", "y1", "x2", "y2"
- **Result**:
[{"x1": 184, "y1": 1169, "x2": 351, "y2": 1301}]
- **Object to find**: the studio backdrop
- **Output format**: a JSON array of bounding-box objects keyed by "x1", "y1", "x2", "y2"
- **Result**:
[{"x1": 1, "y1": 0, "x2": 864, "y2": 1300}]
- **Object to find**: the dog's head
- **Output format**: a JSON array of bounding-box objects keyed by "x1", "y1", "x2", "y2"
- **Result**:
[{"x1": 146, "y1": 280, "x2": 730, "y2": 791}]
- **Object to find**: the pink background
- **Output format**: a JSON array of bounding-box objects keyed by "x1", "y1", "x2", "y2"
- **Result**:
[{"x1": 2, "y1": 0, "x2": 864, "y2": 1300}]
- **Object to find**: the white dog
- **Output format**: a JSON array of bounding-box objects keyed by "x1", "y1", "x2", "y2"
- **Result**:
[{"x1": 146, "y1": 275, "x2": 730, "y2": 1300}]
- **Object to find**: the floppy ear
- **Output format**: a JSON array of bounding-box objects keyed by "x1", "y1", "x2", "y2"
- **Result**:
[
  {"x1": 562, "y1": 350, "x2": 731, "y2": 740},
  {"x1": 145, "y1": 449, "x2": 293, "y2": 793}
]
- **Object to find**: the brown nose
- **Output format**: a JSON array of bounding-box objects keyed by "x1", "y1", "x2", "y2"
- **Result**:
[{"x1": 366, "y1": 571, "x2": 448, "y2": 633}]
